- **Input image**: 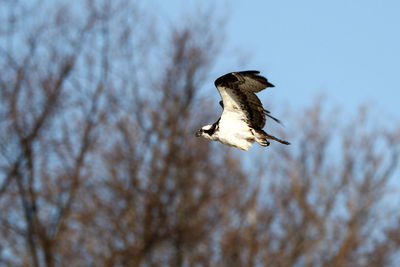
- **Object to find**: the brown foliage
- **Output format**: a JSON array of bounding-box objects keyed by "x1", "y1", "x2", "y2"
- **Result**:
[{"x1": 1, "y1": 1, "x2": 400, "y2": 267}]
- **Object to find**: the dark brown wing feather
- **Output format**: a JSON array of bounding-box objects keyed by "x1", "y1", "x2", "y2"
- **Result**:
[
  {"x1": 214, "y1": 71, "x2": 276, "y2": 129},
  {"x1": 215, "y1": 70, "x2": 274, "y2": 92}
]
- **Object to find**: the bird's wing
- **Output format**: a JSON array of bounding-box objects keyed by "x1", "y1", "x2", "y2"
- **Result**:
[{"x1": 214, "y1": 71, "x2": 275, "y2": 129}]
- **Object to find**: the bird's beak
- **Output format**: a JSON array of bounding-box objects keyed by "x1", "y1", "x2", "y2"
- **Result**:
[
  {"x1": 267, "y1": 81, "x2": 275, "y2": 88},
  {"x1": 195, "y1": 130, "x2": 202, "y2": 137}
]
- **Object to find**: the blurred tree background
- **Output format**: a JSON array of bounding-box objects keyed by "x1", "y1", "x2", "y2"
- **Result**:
[{"x1": 1, "y1": 1, "x2": 400, "y2": 266}]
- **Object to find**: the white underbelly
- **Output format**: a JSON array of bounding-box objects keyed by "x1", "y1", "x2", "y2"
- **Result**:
[{"x1": 218, "y1": 116, "x2": 255, "y2": 150}]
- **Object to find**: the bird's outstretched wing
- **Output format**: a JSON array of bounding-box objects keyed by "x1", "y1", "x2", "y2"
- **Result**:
[{"x1": 215, "y1": 71, "x2": 276, "y2": 129}]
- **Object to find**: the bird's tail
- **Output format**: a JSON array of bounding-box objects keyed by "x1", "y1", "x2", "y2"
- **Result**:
[{"x1": 254, "y1": 129, "x2": 290, "y2": 146}]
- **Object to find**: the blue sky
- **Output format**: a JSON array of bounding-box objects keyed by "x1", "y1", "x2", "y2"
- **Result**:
[{"x1": 152, "y1": 0, "x2": 400, "y2": 120}]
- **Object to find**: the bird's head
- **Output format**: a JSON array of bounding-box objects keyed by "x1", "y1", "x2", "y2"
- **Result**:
[{"x1": 195, "y1": 125, "x2": 214, "y2": 139}]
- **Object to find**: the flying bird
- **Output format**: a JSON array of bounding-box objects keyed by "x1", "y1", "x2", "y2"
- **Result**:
[{"x1": 195, "y1": 71, "x2": 290, "y2": 151}]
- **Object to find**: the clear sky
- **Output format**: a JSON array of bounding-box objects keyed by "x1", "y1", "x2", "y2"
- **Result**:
[{"x1": 152, "y1": 0, "x2": 400, "y2": 120}]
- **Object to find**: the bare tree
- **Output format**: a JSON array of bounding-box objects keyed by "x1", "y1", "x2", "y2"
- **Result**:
[
  {"x1": 1, "y1": 1, "x2": 400, "y2": 267},
  {"x1": 0, "y1": 0, "x2": 157, "y2": 266},
  {"x1": 215, "y1": 102, "x2": 400, "y2": 267}
]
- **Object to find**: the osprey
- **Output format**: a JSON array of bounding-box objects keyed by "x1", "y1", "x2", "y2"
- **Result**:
[{"x1": 196, "y1": 70, "x2": 290, "y2": 151}]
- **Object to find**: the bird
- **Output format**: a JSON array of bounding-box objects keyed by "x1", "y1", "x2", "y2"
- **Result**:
[{"x1": 195, "y1": 70, "x2": 290, "y2": 151}]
